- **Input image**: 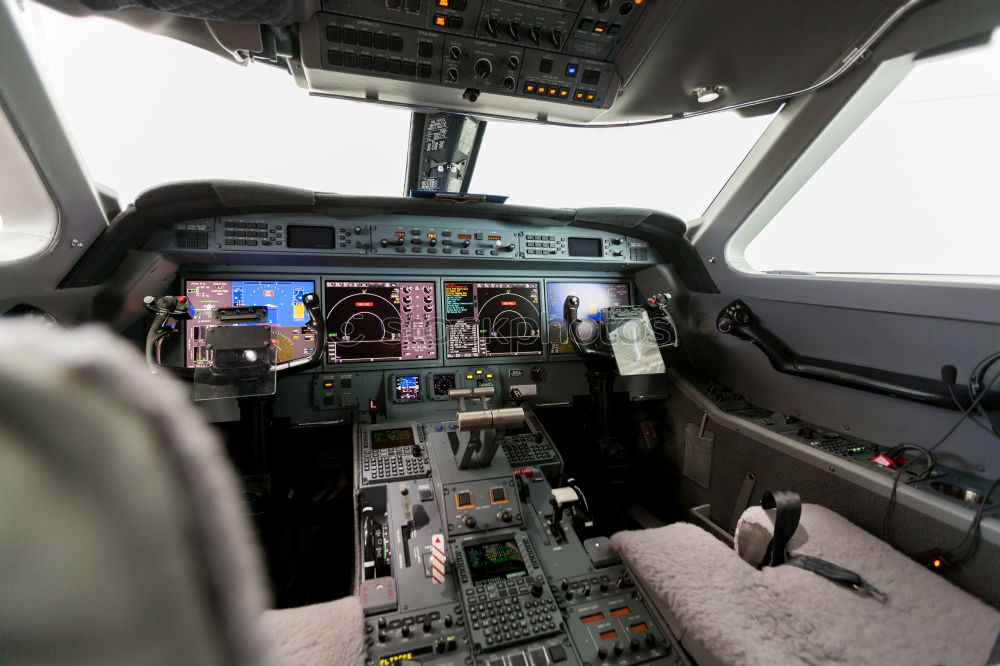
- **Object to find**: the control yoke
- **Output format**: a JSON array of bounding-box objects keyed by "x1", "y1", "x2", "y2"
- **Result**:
[
  {"x1": 447, "y1": 385, "x2": 525, "y2": 469},
  {"x1": 563, "y1": 295, "x2": 614, "y2": 364},
  {"x1": 141, "y1": 292, "x2": 325, "y2": 374}
]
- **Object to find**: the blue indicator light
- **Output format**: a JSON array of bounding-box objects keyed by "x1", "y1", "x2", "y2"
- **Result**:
[
  {"x1": 565, "y1": 64, "x2": 578, "y2": 76},
  {"x1": 435, "y1": 425, "x2": 443, "y2": 432},
  {"x1": 448, "y1": 423, "x2": 457, "y2": 430}
]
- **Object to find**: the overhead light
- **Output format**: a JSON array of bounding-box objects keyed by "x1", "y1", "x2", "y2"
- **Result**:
[{"x1": 694, "y1": 85, "x2": 723, "y2": 104}]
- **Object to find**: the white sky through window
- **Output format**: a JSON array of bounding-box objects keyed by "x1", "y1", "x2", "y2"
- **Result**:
[{"x1": 28, "y1": 3, "x2": 774, "y2": 221}]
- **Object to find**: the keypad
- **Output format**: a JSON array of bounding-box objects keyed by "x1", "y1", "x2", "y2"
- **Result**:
[
  {"x1": 362, "y1": 448, "x2": 428, "y2": 482},
  {"x1": 221, "y1": 221, "x2": 284, "y2": 247},
  {"x1": 498, "y1": 433, "x2": 557, "y2": 466},
  {"x1": 464, "y1": 580, "x2": 559, "y2": 647},
  {"x1": 524, "y1": 234, "x2": 559, "y2": 256}
]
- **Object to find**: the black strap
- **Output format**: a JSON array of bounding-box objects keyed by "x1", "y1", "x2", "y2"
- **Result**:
[
  {"x1": 760, "y1": 489, "x2": 800, "y2": 566},
  {"x1": 757, "y1": 490, "x2": 887, "y2": 602}
]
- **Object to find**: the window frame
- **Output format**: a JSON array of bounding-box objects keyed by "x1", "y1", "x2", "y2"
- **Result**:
[
  {"x1": 690, "y1": 25, "x2": 1000, "y2": 326},
  {"x1": 725, "y1": 44, "x2": 1000, "y2": 285}
]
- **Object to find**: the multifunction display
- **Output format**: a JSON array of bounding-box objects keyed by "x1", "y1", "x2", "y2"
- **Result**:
[
  {"x1": 393, "y1": 375, "x2": 421, "y2": 402},
  {"x1": 545, "y1": 281, "x2": 630, "y2": 354},
  {"x1": 370, "y1": 427, "x2": 416, "y2": 450},
  {"x1": 444, "y1": 282, "x2": 543, "y2": 358},
  {"x1": 184, "y1": 280, "x2": 316, "y2": 368},
  {"x1": 325, "y1": 281, "x2": 437, "y2": 363},
  {"x1": 464, "y1": 538, "x2": 529, "y2": 586}
]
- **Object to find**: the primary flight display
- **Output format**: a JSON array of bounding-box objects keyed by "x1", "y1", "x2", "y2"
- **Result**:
[{"x1": 184, "y1": 279, "x2": 316, "y2": 367}]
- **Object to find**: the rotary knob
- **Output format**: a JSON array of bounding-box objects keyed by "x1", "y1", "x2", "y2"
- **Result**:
[
  {"x1": 463, "y1": 515, "x2": 477, "y2": 528},
  {"x1": 497, "y1": 509, "x2": 512, "y2": 522},
  {"x1": 474, "y1": 58, "x2": 492, "y2": 79}
]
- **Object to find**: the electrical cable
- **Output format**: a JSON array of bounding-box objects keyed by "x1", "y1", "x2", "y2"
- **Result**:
[
  {"x1": 946, "y1": 384, "x2": 997, "y2": 437},
  {"x1": 880, "y1": 365, "x2": 1000, "y2": 542},
  {"x1": 969, "y1": 352, "x2": 1000, "y2": 436},
  {"x1": 945, "y1": 476, "x2": 1000, "y2": 564}
]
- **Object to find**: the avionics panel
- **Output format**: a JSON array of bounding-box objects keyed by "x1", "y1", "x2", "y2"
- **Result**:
[
  {"x1": 545, "y1": 281, "x2": 631, "y2": 354},
  {"x1": 184, "y1": 279, "x2": 316, "y2": 368},
  {"x1": 444, "y1": 281, "x2": 543, "y2": 358},
  {"x1": 463, "y1": 537, "x2": 530, "y2": 586},
  {"x1": 324, "y1": 280, "x2": 437, "y2": 363}
]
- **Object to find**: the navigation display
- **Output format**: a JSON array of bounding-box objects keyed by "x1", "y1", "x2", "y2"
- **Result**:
[
  {"x1": 464, "y1": 538, "x2": 529, "y2": 585},
  {"x1": 185, "y1": 280, "x2": 316, "y2": 368},
  {"x1": 324, "y1": 281, "x2": 437, "y2": 363},
  {"x1": 545, "y1": 282, "x2": 631, "y2": 354},
  {"x1": 444, "y1": 282, "x2": 543, "y2": 358}
]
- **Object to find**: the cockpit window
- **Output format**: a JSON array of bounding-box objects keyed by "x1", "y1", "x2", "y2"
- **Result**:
[
  {"x1": 737, "y1": 30, "x2": 1000, "y2": 279},
  {"x1": 473, "y1": 111, "x2": 775, "y2": 221},
  {"x1": 28, "y1": 4, "x2": 775, "y2": 219},
  {"x1": 28, "y1": 5, "x2": 411, "y2": 203},
  {"x1": 0, "y1": 112, "x2": 58, "y2": 263}
]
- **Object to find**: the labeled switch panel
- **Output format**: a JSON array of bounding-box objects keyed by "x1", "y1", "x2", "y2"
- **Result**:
[
  {"x1": 443, "y1": 478, "x2": 523, "y2": 535},
  {"x1": 316, "y1": 0, "x2": 649, "y2": 107}
]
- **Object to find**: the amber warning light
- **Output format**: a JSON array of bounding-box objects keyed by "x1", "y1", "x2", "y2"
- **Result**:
[
  {"x1": 355, "y1": 301, "x2": 374, "y2": 307},
  {"x1": 500, "y1": 301, "x2": 517, "y2": 306}
]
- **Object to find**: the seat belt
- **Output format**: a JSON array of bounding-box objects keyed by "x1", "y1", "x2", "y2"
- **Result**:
[{"x1": 759, "y1": 490, "x2": 888, "y2": 602}]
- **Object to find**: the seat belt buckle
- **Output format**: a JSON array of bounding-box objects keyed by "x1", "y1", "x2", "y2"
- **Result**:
[{"x1": 853, "y1": 580, "x2": 888, "y2": 603}]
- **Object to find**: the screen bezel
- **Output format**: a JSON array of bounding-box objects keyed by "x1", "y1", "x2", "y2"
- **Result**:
[
  {"x1": 323, "y1": 279, "x2": 440, "y2": 365},
  {"x1": 544, "y1": 280, "x2": 634, "y2": 356},
  {"x1": 442, "y1": 280, "x2": 546, "y2": 361},
  {"x1": 369, "y1": 425, "x2": 417, "y2": 450},
  {"x1": 462, "y1": 537, "x2": 530, "y2": 586},
  {"x1": 183, "y1": 277, "x2": 318, "y2": 369}
]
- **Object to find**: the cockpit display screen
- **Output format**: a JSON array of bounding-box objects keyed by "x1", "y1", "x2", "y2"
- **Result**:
[
  {"x1": 464, "y1": 538, "x2": 529, "y2": 585},
  {"x1": 545, "y1": 282, "x2": 631, "y2": 354},
  {"x1": 444, "y1": 282, "x2": 542, "y2": 358},
  {"x1": 370, "y1": 427, "x2": 416, "y2": 450},
  {"x1": 184, "y1": 280, "x2": 315, "y2": 368},
  {"x1": 324, "y1": 281, "x2": 437, "y2": 363}
]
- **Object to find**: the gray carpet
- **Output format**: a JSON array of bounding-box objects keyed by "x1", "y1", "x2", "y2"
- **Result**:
[{"x1": 612, "y1": 505, "x2": 1000, "y2": 666}]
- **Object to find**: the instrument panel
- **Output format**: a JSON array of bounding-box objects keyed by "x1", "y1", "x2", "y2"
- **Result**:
[
  {"x1": 324, "y1": 280, "x2": 438, "y2": 363},
  {"x1": 181, "y1": 275, "x2": 657, "y2": 374},
  {"x1": 184, "y1": 279, "x2": 317, "y2": 367},
  {"x1": 164, "y1": 217, "x2": 654, "y2": 265},
  {"x1": 444, "y1": 281, "x2": 543, "y2": 359}
]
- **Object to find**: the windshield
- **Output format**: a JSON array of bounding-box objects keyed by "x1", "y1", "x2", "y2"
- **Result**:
[{"x1": 29, "y1": 3, "x2": 774, "y2": 218}]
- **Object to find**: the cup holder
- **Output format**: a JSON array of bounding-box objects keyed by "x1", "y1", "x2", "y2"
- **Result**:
[{"x1": 931, "y1": 481, "x2": 989, "y2": 505}]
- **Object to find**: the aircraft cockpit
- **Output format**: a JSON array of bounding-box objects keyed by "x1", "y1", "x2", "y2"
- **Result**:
[{"x1": 2, "y1": 1, "x2": 1000, "y2": 664}]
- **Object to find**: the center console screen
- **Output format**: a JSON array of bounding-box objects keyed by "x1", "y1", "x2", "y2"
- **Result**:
[
  {"x1": 545, "y1": 281, "x2": 631, "y2": 354},
  {"x1": 370, "y1": 427, "x2": 416, "y2": 450},
  {"x1": 184, "y1": 279, "x2": 316, "y2": 367},
  {"x1": 324, "y1": 281, "x2": 437, "y2": 363},
  {"x1": 444, "y1": 282, "x2": 542, "y2": 358},
  {"x1": 464, "y1": 538, "x2": 529, "y2": 585}
]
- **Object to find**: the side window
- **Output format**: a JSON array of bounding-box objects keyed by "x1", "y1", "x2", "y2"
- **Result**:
[
  {"x1": 736, "y1": 32, "x2": 1000, "y2": 279},
  {"x1": 0, "y1": 110, "x2": 58, "y2": 263}
]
